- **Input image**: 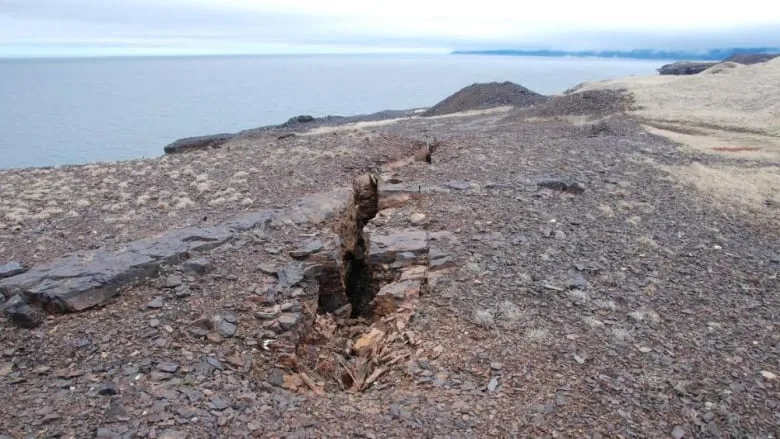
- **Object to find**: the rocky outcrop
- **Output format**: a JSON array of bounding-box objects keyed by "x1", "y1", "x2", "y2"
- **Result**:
[
  {"x1": 163, "y1": 133, "x2": 234, "y2": 154},
  {"x1": 658, "y1": 61, "x2": 718, "y2": 75},
  {"x1": 0, "y1": 188, "x2": 353, "y2": 324}
]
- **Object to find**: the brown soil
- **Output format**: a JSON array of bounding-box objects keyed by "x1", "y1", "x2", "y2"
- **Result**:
[
  {"x1": 1, "y1": 101, "x2": 779, "y2": 438},
  {"x1": 422, "y1": 82, "x2": 546, "y2": 117}
]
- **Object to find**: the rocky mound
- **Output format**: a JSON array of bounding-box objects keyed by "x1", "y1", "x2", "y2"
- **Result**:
[
  {"x1": 422, "y1": 81, "x2": 546, "y2": 117},
  {"x1": 533, "y1": 89, "x2": 631, "y2": 117}
]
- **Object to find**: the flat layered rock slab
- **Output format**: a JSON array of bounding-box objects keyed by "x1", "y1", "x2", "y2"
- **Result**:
[
  {"x1": 368, "y1": 230, "x2": 429, "y2": 265},
  {"x1": 0, "y1": 262, "x2": 27, "y2": 278},
  {"x1": 0, "y1": 188, "x2": 355, "y2": 320},
  {"x1": 272, "y1": 188, "x2": 351, "y2": 226}
]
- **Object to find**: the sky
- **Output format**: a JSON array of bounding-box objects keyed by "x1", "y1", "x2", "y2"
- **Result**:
[{"x1": 2, "y1": 0, "x2": 780, "y2": 56}]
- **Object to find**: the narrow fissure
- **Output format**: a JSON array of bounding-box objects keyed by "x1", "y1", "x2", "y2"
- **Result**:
[
  {"x1": 341, "y1": 173, "x2": 379, "y2": 318},
  {"x1": 315, "y1": 173, "x2": 379, "y2": 318}
]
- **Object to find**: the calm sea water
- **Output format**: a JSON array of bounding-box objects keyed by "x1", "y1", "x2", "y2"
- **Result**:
[{"x1": 0, "y1": 54, "x2": 665, "y2": 169}]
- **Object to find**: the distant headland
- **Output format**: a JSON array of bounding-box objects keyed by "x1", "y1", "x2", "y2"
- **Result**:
[{"x1": 452, "y1": 47, "x2": 780, "y2": 61}]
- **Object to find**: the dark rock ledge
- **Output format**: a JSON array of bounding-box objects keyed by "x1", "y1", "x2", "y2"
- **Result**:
[{"x1": 0, "y1": 188, "x2": 350, "y2": 320}]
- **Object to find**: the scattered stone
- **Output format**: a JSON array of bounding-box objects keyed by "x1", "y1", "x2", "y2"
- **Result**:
[
  {"x1": 176, "y1": 407, "x2": 198, "y2": 419},
  {"x1": 760, "y1": 371, "x2": 777, "y2": 380},
  {"x1": 3, "y1": 295, "x2": 44, "y2": 329},
  {"x1": 289, "y1": 239, "x2": 324, "y2": 259},
  {"x1": 537, "y1": 179, "x2": 585, "y2": 194},
  {"x1": 209, "y1": 397, "x2": 231, "y2": 411},
  {"x1": 671, "y1": 425, "x2": 686, "y2": 439},
  {"x1": 217, "y1": 319, "x2": 237, "y2": 338},
  {"x1": 150, "y1": 371, "x2": 173, "y2": 381},
  {"x1": 487, "y1": 377, "x2": 499, "y2": 392},
  {"x1": 277, "y1": 313, "x2": 300, "y2": 331},
  {"x1": 0, "y1": 261, "x2": 27, "y2": 278},
  {"x1": 158, "y1": 430, "x2": 188, "y2": 439},
  {"x1": 258, "y1": 264, "x2": 278, "y2": 275},
  {"x1": 207, "y1": 333, "x2": 223, "y2": 344},
  {"x1": 162, "y1": 274, "x2": 183, "y2": 288},
  {"x1": 372, "y1": 280, "x2": 421, "y2": 316},
  {"x1": 277, "y1": 263, "x2": 305, "y2": 289},
  {"x1": 554, "y1": 230, "x2": 567, "y2": 240},
  {"x1": 183, "y1": 257, "x2": 213, "y2": 274},
  {"x1": 174, "y1": 285, "x2": 191, "y2": 298},
  {"x1": 98, "y1": 382, "x2": 118, "y2": 396},
  {"x1": 105, "y1": 397, "x2": 130, "y2": 422},
  {"x1": 146, "y1": 296, "x2": 164, "y2": 309},
  {"x1": 409, "y1": 213, "x2": 427, "y2": 225},
  {"x1": 96, "y1": 428, "x2": 120, "y2": 439},
  {"x1": 156, "y1": 362, "x2": 179, "y2": 373},
  {"x1": 490, "y1": 362, "x2": 503, "y2": 370},
  {"x1": 444, "y1": 181, "x2": 472, "y2": 191}
]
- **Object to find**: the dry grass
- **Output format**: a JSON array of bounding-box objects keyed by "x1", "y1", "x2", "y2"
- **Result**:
[
  {"x1": 660, "y1": 162, "x2": 780, "y2": 212},
  {"x1": 473, "y1": 309, "x2": 496, "y2": 329},
  {"x1": 579, "y1": 58, "x2": 780, "y2": 137},
  {"x1": 611, "y1": 327, "x2": 633, "y2": 343},
  {"x1": 497, "y1": 300, "x2": 525, "y2": 328}
]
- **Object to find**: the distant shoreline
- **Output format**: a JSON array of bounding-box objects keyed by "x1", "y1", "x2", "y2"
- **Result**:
[{"x1": 453, "y1": 47, "x2": 780, "y2": 61}]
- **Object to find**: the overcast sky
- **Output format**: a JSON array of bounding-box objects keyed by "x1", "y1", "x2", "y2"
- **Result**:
[{"x1": 2, "y1": 0, "x2": 780, "y2": 56}]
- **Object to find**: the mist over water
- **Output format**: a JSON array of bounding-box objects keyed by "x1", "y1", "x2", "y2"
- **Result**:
[{"x1": 0, "y1": 54, "x2": 665, "y2": 169}]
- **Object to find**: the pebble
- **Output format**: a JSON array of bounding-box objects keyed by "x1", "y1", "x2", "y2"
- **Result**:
[
  {"x1": 490, "y1": 362, "x2": 503, "y2": 370},
  {"x1": 409, "y1": 213, "x2": 427, "y2": 225},
  {"x1": 162, "y1": 275, "x2": 183, "y2": 288},
  {"x1": 98, "y1": 382, "x2": 118, "y2": 396},
  {"x1": 217, "y1": 319, "x2": 237, "y2": 338},
  {"x1": 146, "y1": 296, "x2": 164, "y2": 309},
  {"x1": 174, "y1": 285, "x2": 191, "y2": 298},
  {"x1": 487, "y1": 377, "x2": 499, "y2": 392},
  {"x1": 156, "y1": 362, "x2": 179, "y2": 373},
  {"x1": 277, "y1": 313, "x2": 300, "y2": 330},
  {"x1": 209, "y1": 397, "x2": 231, "y2": 411},
  {"x1": 159, "y1": 430, "x2": 188, "y2": 439},
  {"x1": 760, "y1": 370, "x2": 777, "y2": 380},
  {"x1": 207, "y1": 333, "x2": 223, "y2": 344},
  {"x1": 671, "y1": 425, "x2": 686, "y2": 439},
  {"x1": 183, "y1": 257, "x2": 213, "y2": 274}
]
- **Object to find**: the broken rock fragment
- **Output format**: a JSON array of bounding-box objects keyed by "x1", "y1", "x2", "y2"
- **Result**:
[
  {"x1": 372, "y1": 279, "x2": 422, "y2": 316},
  {"x1": 3, "y1": 294, "x2": 44, "y2": 329}
]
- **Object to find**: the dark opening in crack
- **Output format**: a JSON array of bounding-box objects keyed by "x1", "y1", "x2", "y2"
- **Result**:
[{"x1": 340, "y1": 173, "x2": 379, "y2": 318}]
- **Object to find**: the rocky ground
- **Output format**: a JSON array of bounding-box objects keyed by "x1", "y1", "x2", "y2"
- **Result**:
[{"x1": 1, "y1": 88, "x2": 779, "y2": 438}]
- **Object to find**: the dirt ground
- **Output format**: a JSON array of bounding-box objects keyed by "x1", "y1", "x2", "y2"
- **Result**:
[{"x1": 1, "y1": 91, "x2": 779, "y2": 438}]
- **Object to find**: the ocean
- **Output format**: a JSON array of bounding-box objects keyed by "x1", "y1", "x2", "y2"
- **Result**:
[{"x1": 0, "y1": 54, "x2": 665, "y2": 170}]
